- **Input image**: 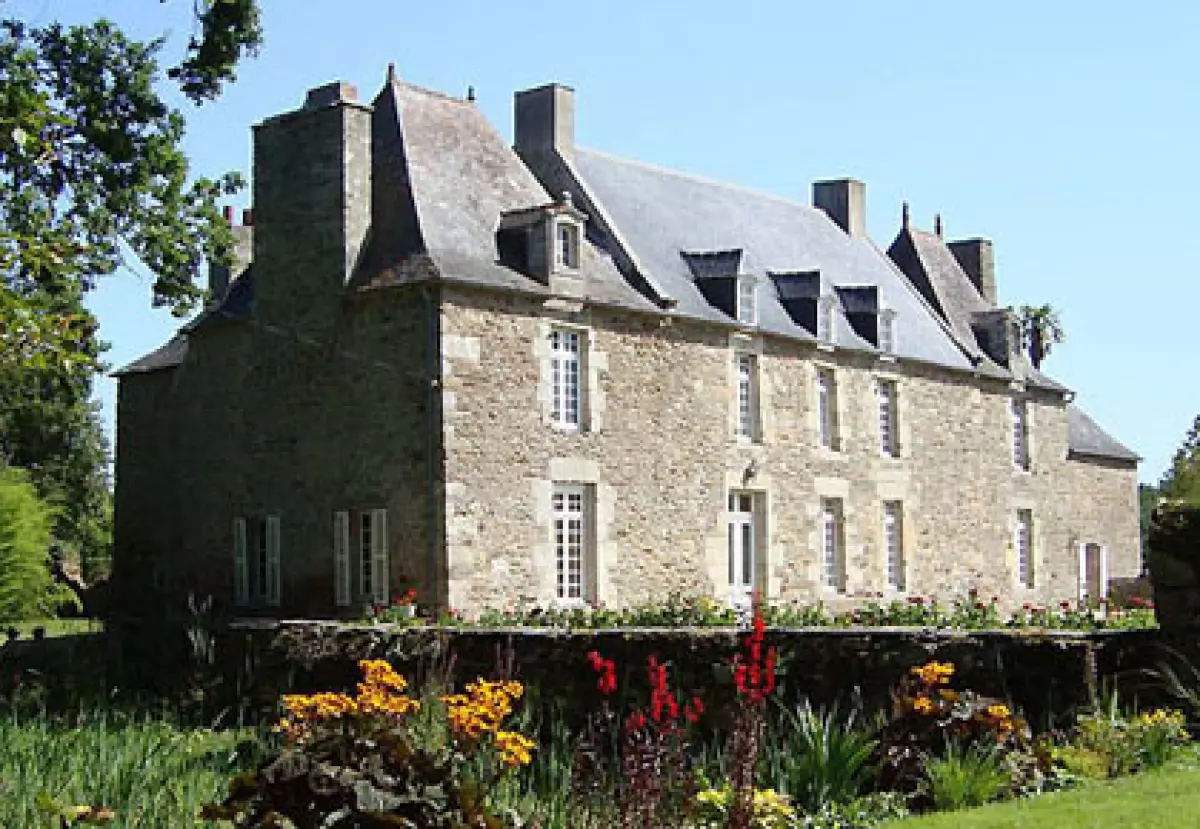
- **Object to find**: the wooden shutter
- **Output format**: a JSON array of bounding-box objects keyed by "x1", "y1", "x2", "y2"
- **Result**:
[
  {"x1": 1077, "y1": 543, "x2": 1088, "y2": 602},
  {"x1": 265, "y1": 515, "x2": 281, "y2": 607},
  {"x1": 370, "y1": 508, "x2": 389, "y2": 604},
  {"x1": 1099, "y1": 546, "x2": 1109, "y2": 602},
  {"x1": 334, "y1": 511, "x2": 351, "y2": 607},
  {"x1": 233, "y1": 517, "x2": 248, "y2": 606}
]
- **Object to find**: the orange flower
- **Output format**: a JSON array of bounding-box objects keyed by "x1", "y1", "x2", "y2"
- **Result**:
[{"x1": 912, "y1": 695, "x2": 936, "y2": 715}]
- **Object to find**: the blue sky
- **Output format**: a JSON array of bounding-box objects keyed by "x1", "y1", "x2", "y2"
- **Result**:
[{"x1": 16, "y1": 0, "x2": 1199, "y2": 483}]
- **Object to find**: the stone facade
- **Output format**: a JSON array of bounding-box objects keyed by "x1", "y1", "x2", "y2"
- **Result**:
[{"x1": 113, "y1": 75, "x2": 1139, "y2": 620}]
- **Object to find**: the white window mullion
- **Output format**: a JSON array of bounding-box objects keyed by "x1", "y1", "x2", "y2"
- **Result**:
[
  {"x1": 233, "y1": 517, "x2": 248, "y2": 606},
  {"x1": 265, "y1": 515, "x2": 281, "y2": 607},
  {"x1": 552, "y1": 484, "x2": 588, "y2": 602},
  {"x1": 334, "y1": 511, "x2": 351, "y2": 607},
  {"x1": 877, "y1": 380, "x2": 898, "y2": 457},
  {"x1": 737, "y1": 276, "x2": 757, "y2": 325},
  {"x1": 736, "y1": 354, "x2": 758, "y2": 439},
  {"x1": 1015, "y1": 510, "x2": 1034, "y2": 588},
  {"x1": 884, "y1": 501, "x2": 904, "y2": 591},
  {"x1": 1012, "y1": 399, "x2": 1030, "y2": 470},
  {"x1": 822, "y1": 499, "x2": 845, "y2": 593},
  {"x1": 550, "y1": 329, "x2": 582, "y2": 430}
]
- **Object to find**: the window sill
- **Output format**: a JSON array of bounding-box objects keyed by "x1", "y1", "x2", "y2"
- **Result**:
[{"x1": 816, "y1": 342, "x2": 835, "y2": 353}]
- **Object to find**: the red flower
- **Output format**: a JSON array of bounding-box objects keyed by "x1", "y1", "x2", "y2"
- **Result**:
[
  {"x1": 732, "y1": 600, "x2": 777, "y2": 705},
  {"x1": 908, "y1": 596, "x2": 925, "y2": 605},
  {"x1": 1130, "y1": 596, "x2": 1147, "y2": 609},
  {"x1": 1060, "y1": 600, "x2": 1072, "y2": 610},
  {"x1": 626, "y1": 710, "x2": 646, "y2": 732}
]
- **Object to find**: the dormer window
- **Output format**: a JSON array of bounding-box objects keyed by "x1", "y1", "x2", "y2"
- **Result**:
[
  {"x1": 556, "y1": 222, "x2": 580, "y2": 270},
  {"x1": 879, "y1": 309, "x2": 897, "y2": 354},
  {"x1": 736, "y1": 276, "x2": 757, "y2": 325},
  {"x1": 817, "y1": 296, "x2": 836, "y2": 344}
]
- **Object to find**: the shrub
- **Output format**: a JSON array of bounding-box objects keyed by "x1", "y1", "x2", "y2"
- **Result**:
[
  {"x1": 0, "y1": 466, "x2": 76, "y2": 621},
  {"x1": 923, "y1": 738, "x2": 1010, "y2": 811},
  {"x1": 767, "y1": 700, "x2": 876, "y2": 814},
  {"x1": 693, "y1": 784, "x2": 794, "y2": 828},
  {"x1": 206, "y1": 659, "x2": 534, "y2": 827}
]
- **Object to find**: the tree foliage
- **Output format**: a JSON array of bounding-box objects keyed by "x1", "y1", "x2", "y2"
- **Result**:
[
  {"x1": 1013, "y1": 304, "x2": 1065, "y2": 369},
  {"x1": 1160, "y1": 415, "x2": 1200, "y2": 505},
  {"x1": 0, "y1": 466, "x2": 77, "y2": 622},
  {"x1": 0, "y1": 2, "x2": 261, "y2": 372}
]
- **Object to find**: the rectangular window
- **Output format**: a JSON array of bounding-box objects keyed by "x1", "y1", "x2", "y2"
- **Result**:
[
  {"x1": 821, "y1": 498, "x2": 846, "y2": 593},
  {"x1": 1011, "y1": 398, "x2": 1030, "y2": 470},
  {"x1": 727, "y1": 492, "x2": 756, "y2": 595},
  {"x1": 877, "y1": 379, "x2": 898, "y2": 457},
  {"x1": 1015, "y1": 509, "x2": 1034, "y2": 588},
  {"x1": 556, "y1": 222, "x2": 579, "y2": 269},
  {"x1": 358, "y1": 509, "x2": 389, "y2": 604},
  {"x1": 879, "y1": 311, "x2": 896, "y2": 354},
  {"x1": 233, "y1": 517, "x2": 248, "y2": 606},
  {"x1": 884, "y1": 501, "x2": 905, "y2": 591},
  {"x1": 735, "y1": 354, "x2": 760, "y2": 440},
  {"x1": 817, "y1": 297, "x2": 835, "y2": 344},
  {"x1": 334, "y1": 511, "x2": 351, "y2": 607},
  {"x1": 552, "y1": 484, "x2": 590, "y2": 602},
  {"x1": 817, "y1": 368, "x2": 840, "y2": 450},
  {"x1": 550, "y1": 328, "x2": 582, "y2": 430},
  {"x1": 233, "y1": 516, "x2": 280, "y2": 606},
  {"x1": 737, "y1": 277, "x2": 757, "y2": 325}
]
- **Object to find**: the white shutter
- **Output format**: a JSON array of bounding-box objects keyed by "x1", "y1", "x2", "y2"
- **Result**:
[
  {"x1": 1077, "y1": 542, "x2": 1089, "y2": 602},
  {"x1": 334, "y1": 511, "x2": 351, "y2": 607},
  {"x1": 233, "y1": 517, "x2": 248, "y2": 606},
  {"x1": 265, "y1": 515, "x2": 281, "y2": 607},
  {"x1": 1100, "y1": 546, "x2": 1109, "y2": 602},
  {"x1": 370, "y1": 509, "x2": 389, "y2": 604}
]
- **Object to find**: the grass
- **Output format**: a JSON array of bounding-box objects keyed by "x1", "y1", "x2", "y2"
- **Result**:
[
  {"x1": 898, "y1": 764, "x2": 1200, "y2": 828},
  {"x1": 0, "y1": 710, "x2": 261, "y2": 827},
  {"x1": 8, "y1": 617, "x2": 103, "y2": 639}
]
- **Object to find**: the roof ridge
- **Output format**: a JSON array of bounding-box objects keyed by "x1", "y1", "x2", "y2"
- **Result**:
[
  {"x1": 390, "y1": 77, "x2": 474, "y2": 107},
  {"x1": 575, "y1": 146, "x2": 827, "y2": 218}
]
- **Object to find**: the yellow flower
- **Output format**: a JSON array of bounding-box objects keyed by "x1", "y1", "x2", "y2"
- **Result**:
[
  {"x1": 910, "y1": 661, "x2": 955, "y2": 686},
  {"x1": 494, "y1": 730, "x2": 536, "y2": 767},
  {"x1": 939, "y1": 688, "x2": 960, "y2": 703},
  {"x1": 986, "y1": 703, "x2": 1011, "y2": 720},
  {"x1": 912, "y1": 695, "x2": 936, "y2": 715}
]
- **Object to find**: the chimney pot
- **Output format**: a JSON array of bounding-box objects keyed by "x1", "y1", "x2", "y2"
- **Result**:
[
  {"x1": 222, "y1": 205, "x2": 234, "y2": 225},
  {"x1": 242, "y1": 208, "x2": 254, "y2": 226},
  {"x1": 949, "y1": 238, "x2": 997, "y2": 305},
  {"x1": 812, "y1": 179, "x2": 867, "y2": 237},
  {"x1": 902, "y1": 201, "x2": 910, "y2": 229},
  {"x1": 934, "y1": 214, "x2": 943, "y2": 238},
  {"x1": 303, "y1": 81, "x2": 359, "y2": 110}
]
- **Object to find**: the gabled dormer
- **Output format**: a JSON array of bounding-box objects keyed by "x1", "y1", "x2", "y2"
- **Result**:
[
  {"x1": 682, "y1": 249, "x2": 758, "y2": 326},
  {"x1": 497, "y1": 192, "x2": 587, "y2": 286},
  {"x1": 832, "y1": 285, "x2": 896, "y2": 352},
  {"x1": 970, "y1": 308, "x2": 1027, "y2": 373}
]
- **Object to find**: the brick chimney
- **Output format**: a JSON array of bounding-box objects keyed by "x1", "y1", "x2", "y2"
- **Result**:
[
  {"x1": 813, "y1": 179, "x2": 867, "y2": 238},
  {"x1": 948, "y1": 238, "x2": 996, "y2": 305},
  {"x1": 514, "y1": 83, "x2": 575, "y2": 159},
  {"x1": 251, "y1": 81, "x2": 372, "y2": 328}
]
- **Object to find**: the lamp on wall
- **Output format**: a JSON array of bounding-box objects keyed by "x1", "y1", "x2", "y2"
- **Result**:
[{"x1": 742, "y1": 460, "x2": 758, "y2": 485}]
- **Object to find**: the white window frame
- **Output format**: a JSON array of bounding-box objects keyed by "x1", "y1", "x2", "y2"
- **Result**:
[
  {"x1": 735, "y1": 353, "x2": 760, "y2": 440},
  {"x1": 334, "y1": 511, "x2": 351, "y2": 608},
  {"x1": 879, "y1": 309, "x2": 897, "y2": 354},
  {"x1": 1015, "y1": 509, "x2": 1034, "y2": 588},
  {"x1": 821, "y1": 498, "x2": 846, "y2": 593},
  {"x1": 233, "y1": 515, "x2": 279, "y2": 607},
  {"x1": 877, "y1": 378, "x2": 899, "y2": 457},
  {"x1": 817, "y1": 296, "x2": 836, "y2": 344},
  {"x1": 884, "y1": 501, "x2": 905, "y2": 592},
  {"x1": 359, "y1": 508, "x2": 389, "y2": 604},
  {"x1": 550, "y1": 327, "x2": 583, "y2": 431},
  {"x1": 265, "y1": 515, "x2": 281, "y2": 607},
  {"x1": 727, "y1": 491, "x2": 757, "y2": 609},
  {"x1": 555, "y1": 221, "x2": 580, "y2": 270},
  {"x1": 817, "y1": 368, "x2": 839, "y2": 451},
  {"x1": 1011, "y1": 398, "x2": 1030, "y2": 471},
  {"x1": 1077, "y1": 542, "x2": 1109, "y2": 604},
  {"x1": 736, "y1": 276, "x2": 758, "y2": 325},
  {"x1": 233, "y1": 517, "x2": 248, "y2": 606},
  {"x1": 552, "y1": 483, "x2": 590, "y2": 603}
]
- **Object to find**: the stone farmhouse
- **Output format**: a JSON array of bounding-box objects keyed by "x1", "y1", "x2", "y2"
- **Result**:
[{"x1": 113, "y1": 72, "x2": 1140, "y2": 619}]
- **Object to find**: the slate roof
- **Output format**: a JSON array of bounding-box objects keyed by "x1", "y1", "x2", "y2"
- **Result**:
[
  {"x1": 569, "y1": 149, "x2": 972, "y2": 369},
  {"x1": 113, "y1": 334, "x2": 189, "y2": 376},
  {"x1": 1067, "y1": 405, "x2": 1139, "y2": 462}
]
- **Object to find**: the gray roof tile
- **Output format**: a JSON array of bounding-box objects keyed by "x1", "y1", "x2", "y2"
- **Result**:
[{"x1": 1067, "y1": 404, "x2": 1139, "y2": 462}]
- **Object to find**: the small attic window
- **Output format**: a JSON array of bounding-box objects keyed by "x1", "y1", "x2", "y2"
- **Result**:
[
  {"x1": 817, "y1": 296, "x2": 836, "y2": 344},
  {"x1": 736, "y1": 276, "x2": 757, "y2": 325},
  {"x1": 879, "y1": 309, "x2": 897, "y2": 354},
  {"x1": 555, "y1": 222, "x2": 580, "y2": 270}
]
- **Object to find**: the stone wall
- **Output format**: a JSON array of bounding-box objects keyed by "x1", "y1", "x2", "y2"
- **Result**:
[{"x1": 439, "y1": 284, "x2": 1139, "y2": 615}]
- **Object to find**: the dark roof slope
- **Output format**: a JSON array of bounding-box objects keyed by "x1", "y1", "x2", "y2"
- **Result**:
[
  {"x1": 112, "y1": 335, "x2": 188, "y2": 376},
  {"x1": 1067, "y1": 405, "x2": 1139, "y2": 462},
  {"x1": 366, "y1": 81, "x2": 657, "y2": 312},
  {"x1": 569, "y1": 149, "x2": 971, "y2": 369}
]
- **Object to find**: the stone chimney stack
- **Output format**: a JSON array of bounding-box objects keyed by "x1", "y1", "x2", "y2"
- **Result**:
[
  {"x1": 948, "y1": 238, "x2": 997, "y2": 305},
  {"x1": 251, "y1": 81, "x2": 372, "y2": 328},
  {"x1": 208, "y1": 210, "x2": 253, "y2": 304},
  {"x1": 514, "y1": 83, "x2": 575, "y2": 159},
  {"x1": 813, "y1": 179, "x2": 867, "y2": 238}
]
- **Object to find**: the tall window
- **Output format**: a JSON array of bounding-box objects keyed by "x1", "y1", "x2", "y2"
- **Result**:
[
  {"x1": 232, "y1": 515, "x2": 280, "y2": 607},
  {"x1": 1011, "y1": 398, "x2": 1030, "y2": 470},
  {"x1": 735, "y1": 354, "x2": 760, "y2": 440},
  {"x1": 817, "y1": 296, "x2": 835, "y2": 344},
  {"x1": 821, "y1": 498, "x2": 846, "y2": 593},
  {"x1": 737, "y1": 276, "x2": 757, "y2": 325},
  {"x1": 556, "y1": 222, "x2": 579, "y2": 270},
  {"x1": 358, "y1": 509, "x2": 388, "y2": 604},
  {"x1": 1015, "y1": 509, "x2": 1034, "y2": 588},
  {"x1": 877, "y1": 379, "x2": 898, "y2": 457},
  {"x1": 884, "y1": 501, "x2": 905, "y2": 591},
  {"x1": 817, "y1": 368, "x2": 839, "y2": 450},
  {"x1": 879, "y1": 310, "x2": 897, "y2": 354},
  {"x1": 727, "y1": 492, "x2": 756, "y2": 606},
  {"x1": 550, "y1": 328, "x2": 582, "y2": 430},
  {"x1": 553, "y1": 484, "x2": 589, "y2": 601}
]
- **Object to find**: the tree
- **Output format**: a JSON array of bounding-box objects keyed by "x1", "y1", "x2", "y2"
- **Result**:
[
  {"x1": 1, "y1": 1, "x2": 262, "y2": 372},
  {"x1": 0, "y1": 466, "x2": 77, "y2": 621},
  {"x1": 1160, "y1": 414, "x2": 1200, "y2": 505},
  {"x1": 1012, "y1": 304, "x2": 1065, "y2": 369}
]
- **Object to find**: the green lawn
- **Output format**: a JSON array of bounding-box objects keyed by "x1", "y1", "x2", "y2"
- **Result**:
[
  {"x1": 898, "y1": 765, "x2": 1200, "y2": 828},
  {"x1": 9, "y1": 617, "x2": 102, "y2": 639}
]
